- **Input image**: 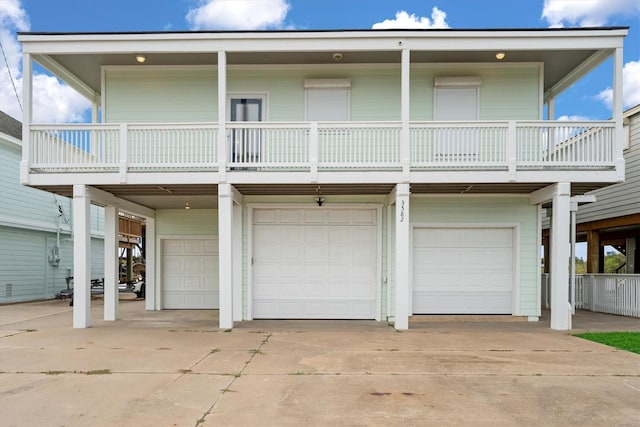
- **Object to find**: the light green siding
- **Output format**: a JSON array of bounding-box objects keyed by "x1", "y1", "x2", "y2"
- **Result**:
[
  {"x1": 103, "y1": 63, "x2": 539, "y2": 124},
  {"x1": 409, "y1": 195, "x2": 539, "y2": 316},
  {"x1": 410, "y1": 64, "x2": 541, "y2": 121},
  {"x1": 156, "y1": 209, "x2": 218, "y2": 235},
  {"x1": 228, "y1": 66, "x2": 401, "y2": 121},
  {"x1": 104, "y1": 67, "x2": 218, "y2": 123}
]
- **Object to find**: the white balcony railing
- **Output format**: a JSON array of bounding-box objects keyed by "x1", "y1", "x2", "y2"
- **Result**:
[{"x1": 28, "y1": 120, "x2": 616, "y2": 174}]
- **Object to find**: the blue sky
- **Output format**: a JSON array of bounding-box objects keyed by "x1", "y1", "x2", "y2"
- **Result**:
[{"x1": 1, "y1": 0, "x2": 639, "y2": 123}]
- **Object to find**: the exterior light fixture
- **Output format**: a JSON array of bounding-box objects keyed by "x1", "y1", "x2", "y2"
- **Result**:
[
  {"x1": 333, "y1": 52, "x2": 343, "y2": 62},
  {"x1": 185, "y1": 202, "x2": 191, "y2": 210},
  {"x1": 314, "y1": 196, "x2": 325, "y2": 206},
  {"x1": 135, "y1": 54, "x2": 147, "y2": 63},
  {"x1": 495, "y1": 52, "x2": 506, "y2": 60}
]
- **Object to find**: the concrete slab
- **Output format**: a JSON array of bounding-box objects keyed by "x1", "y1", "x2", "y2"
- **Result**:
[{"x1": 1, "y1": 299, "x2": 640, "y2": 426}]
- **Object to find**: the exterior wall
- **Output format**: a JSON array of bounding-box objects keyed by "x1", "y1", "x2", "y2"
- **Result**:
[
  {"x1": 103, "y1": 63, "x2": 541, "y2": 123},
  {"x1": 410, "y1": 64, "x2": 541, "y2": 121},
  {"x1": 409, "y1": 195, "x2": 539, "y2": 316},
  {"x1": 241, "y1": 195, "x2": 388, "y2": 319},
  {"x1": 576, "y1": 111, "x2": 640, "y2": 224},
  {"x1": 104, "y1": 67, "x2": 218, "y2": 123},
  {"x1": 0, "y1": 134, "x2": 105, "y2": 303}
]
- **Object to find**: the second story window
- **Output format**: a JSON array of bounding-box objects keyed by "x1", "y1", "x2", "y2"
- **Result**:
[{"x1": 305, "y1": 79, "x2": 351, "y2": 122}]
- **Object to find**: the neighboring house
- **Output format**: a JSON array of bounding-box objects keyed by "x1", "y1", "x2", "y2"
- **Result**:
[
  {"x1": 554, "y1": 104, "x2": 639, "y2": 273},
  {"x1": 0, "y1": 111, "x2": 105, "y2": 304},
  {"x1": 17, "y1": 27, "x2": 628, "y2": 330}
]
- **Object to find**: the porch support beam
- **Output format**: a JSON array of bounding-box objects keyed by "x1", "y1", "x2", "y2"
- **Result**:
[
  {"x1": 400, "y1": 48, "x2": 410, "y2": 180},
  {"x1": 232, "y1": 189, "x2": 244, "y2": 322},
  {"x1": 550, "y1": 182, "x2": 571, "y2": 330},
  {"x1": 103, "y1": 204, "x2": 119, "y2": 321},
  {"x1": 218, "y1": 183, "x2": 234, "y2": 329},
  {"x1": 20, "y1": 53, "x2": 32, "y2": 185},
  {"x1": 145, "y1": 217, "x2": 157, "y2": 310},
  {"x1": 613, "y1": 46, "x2": 625, "y2": 181},
  {"x1": 394, "y1": 183, "x2": 410, "y2": 330},
  {"x1": 72, "y1": 184, "x2": 92, "y2": 328},
  {"x1": 218, "y1": 50, "x2": 227, "y2": 181},
  {"x1": 586, "y1": 230, "x2": 601, "y2": 273}
]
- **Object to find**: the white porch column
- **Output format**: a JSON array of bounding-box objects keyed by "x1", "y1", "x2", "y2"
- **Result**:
[
  {"x1": 233, "y1": 200, "x2": 243, "y2": 322},
  {"x1": 394, "y1": 183, "x2": 411, "y2": 330},
  {"x1": 400, "y1": 48, "x2": 411, "y2": 179},
  {"x1": 145, "y1": 217, "x2": 156, "y2": 310},
  {"x1": 613, "y1": 46, "x2": 625, "y2": 181},
  {"x1": 218, "y1": 183, "x2": 234, "y2": 329},
  {"x1": 550, "y1": 182, "x2": 571, "y2": 330},
  {"x1": 103, "y1": 205, "x2": 119, "y2": 321},
  {"x1": 20, "y1": 53, "x2": 32, "y2": 185},
  {"x1": 72, "y1": 185, "x2": 92, "y2": 328},
  {"x1": 217, "y1": 50, "x2": 227, "y2": 181}
]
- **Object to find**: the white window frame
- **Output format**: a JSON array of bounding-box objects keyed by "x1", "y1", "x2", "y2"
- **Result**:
[{"x1": 304, "y1": 79, "x2": 351, "y2": 122}]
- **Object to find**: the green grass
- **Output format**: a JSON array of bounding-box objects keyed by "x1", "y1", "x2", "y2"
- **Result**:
[{"x1": 574, "y1": 332, "x2": 640, "y2": 354}]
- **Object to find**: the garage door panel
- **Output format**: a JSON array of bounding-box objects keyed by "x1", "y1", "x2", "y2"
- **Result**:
[
  {"x1": 253, "y1": 208, "x2": 378, "y2": 319},
  {"x1": 413, "y1": 227, "x2": 513, "y2": 315},
  {"x1": 162, "y1": 238, "x2": 218, "y2": 309}
]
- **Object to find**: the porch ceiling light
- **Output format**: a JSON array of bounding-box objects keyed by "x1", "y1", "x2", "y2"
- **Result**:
[
  {"x1": 495, "y1": 52, "x2": 506, "y2": 60},
  {"x1": 135, "y1": 54, "x2": 147, "y2": 63},
  {"x1": 185, "y1": 202, "x2": 191, "y2": 210}
]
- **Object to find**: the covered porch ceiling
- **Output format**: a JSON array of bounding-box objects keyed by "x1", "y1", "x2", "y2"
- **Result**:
[
  {"x1": 33, "y1": 182, "x2": 610, "y2": 210},
  {"x1": 20, "y1": 27, "x2": 627, "y2": 102}
]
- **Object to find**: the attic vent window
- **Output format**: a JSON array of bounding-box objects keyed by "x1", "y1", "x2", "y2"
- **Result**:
[
  {"x1": 304, "y1": 79, "x2": 351, "y2": 89},
  {"x1": 434, "y1": 76, "x2": 482, "y2": 87}
]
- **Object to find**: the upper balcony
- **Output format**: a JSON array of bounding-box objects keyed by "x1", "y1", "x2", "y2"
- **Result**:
[
  {"x1": 18, "y1": 28, "x2": 628, "y2": 190},
  {"x1": 27, "y1": 119, "x2": 616, "y2": 181}
]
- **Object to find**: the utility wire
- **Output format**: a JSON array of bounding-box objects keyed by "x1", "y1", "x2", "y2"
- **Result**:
[{"x1": 0, "y1": 37, "x2": 23, "y2": 112}]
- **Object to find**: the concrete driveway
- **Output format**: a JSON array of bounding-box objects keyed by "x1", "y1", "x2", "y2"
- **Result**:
[{"x1": 1, "y1": 298, "x2": 640, "y2": 426}]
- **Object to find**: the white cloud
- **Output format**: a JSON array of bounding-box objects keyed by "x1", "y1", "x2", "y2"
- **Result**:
[
  {"x1": 557, "y1": 115, "x2": 592, "y2": 121},
  {"x1": 186, "y1": 0, "x2": 290, "y2": 30},
  {"x1": 542, "y1": 0, "x2": 640, "y2": 27},
  {"x1": 372, "y1": 8, "x2": 450, "y2": 29},
  {"x1": 0, "y1": 0, "x2": 90, "y2": 123},
  {"x1": 596, "y1": 61, "x2": 640, "y2": 110}
]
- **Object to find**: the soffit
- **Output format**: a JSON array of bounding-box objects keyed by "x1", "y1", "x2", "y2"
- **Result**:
[{"x1": 43, "y1": 48, "x2": 598, "y2": 96}]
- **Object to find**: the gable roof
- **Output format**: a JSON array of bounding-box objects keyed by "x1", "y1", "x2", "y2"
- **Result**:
[{"x1": 0, "y1": 111, "x2": 22, "y2": 140}]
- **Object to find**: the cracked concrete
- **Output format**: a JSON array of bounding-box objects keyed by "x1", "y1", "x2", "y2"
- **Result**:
[{"x1": 1, "y1": 298, "x2": 640, "y2": 426}]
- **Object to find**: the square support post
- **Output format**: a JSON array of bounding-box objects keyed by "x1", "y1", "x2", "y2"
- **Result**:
[
  {"x1": 72, "y1": 185, "x2": 92, "y2": 328},
  {"x1": 145, "y1": 217, "x2": 156, "y2": 310},
  {"x1": 218, "y1": 183, "x2": 234, "y2": 329},
  {"x1": 394, "y1": 183, "x2": 410, "y2": 330},
  {"x1": 104, "y1": 204, "x2": 119, "y2": 321},
  {"x1": 550, "y1": 182, "x2": 571, "y2": 330},
  {"x1": 233, "y1": 201, "x2": 243, "y2": 322}
]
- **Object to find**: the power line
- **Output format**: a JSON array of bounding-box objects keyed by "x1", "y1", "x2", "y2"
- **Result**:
[{"x1": 0, "y1": 38, "x2": 23, "y2": 113}]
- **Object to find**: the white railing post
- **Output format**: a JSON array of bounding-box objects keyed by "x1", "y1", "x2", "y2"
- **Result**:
[
  {"x1": 507, "y1": 121, "x2": 517, "y2": 180},
  {"x1": 590, "y1": 274, "x2": 596, "y2": 313},
  {"x1": 309, "y1": 122, "x2": 318, "y2": 181},
  {"x1": 401, "y1": 48, "x2": 411, "y2": 179},
  {"x1": 119, "y1": 123, "x2": 128, "y2": 183}
]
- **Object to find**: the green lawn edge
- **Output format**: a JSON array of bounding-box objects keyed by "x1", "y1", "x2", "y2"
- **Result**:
[{"x1": 574, "y1": 332, "x2": 640, "y2": 354}]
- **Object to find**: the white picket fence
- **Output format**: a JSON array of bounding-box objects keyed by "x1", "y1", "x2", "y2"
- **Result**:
[{"x1": 542, "y1": 274, "x2": 640, "y2": 318}]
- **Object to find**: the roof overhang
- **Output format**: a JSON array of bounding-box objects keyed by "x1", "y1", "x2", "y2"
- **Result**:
[{"x1": 18, "y1": 27, "x2": 628, "y2": 101}]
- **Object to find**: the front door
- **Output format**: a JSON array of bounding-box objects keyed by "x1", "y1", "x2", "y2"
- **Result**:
[{"x1": 230, "y1": 98, "x2": 263, "y2": 164}]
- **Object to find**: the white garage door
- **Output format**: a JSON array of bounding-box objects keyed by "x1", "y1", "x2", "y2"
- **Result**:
[
  {"x1": 162, "y1": 238, "x2": 219, "y2": 309},
  {"x1": 253, "y1": 208, "x2": 378, "y2": 319},
  {"x1": 413, "y1": 227, "x2": 514, "y2": 314}
]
